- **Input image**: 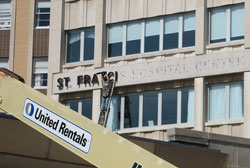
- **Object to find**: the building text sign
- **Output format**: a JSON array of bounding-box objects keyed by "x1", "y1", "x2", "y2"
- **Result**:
[{"x1": 53, "y1": 50, "x2": 250, "y2": 94}]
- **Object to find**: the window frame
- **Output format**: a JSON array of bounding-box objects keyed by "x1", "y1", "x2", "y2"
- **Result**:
[
  {"x1": 35, "y1": 0, "x2": 50, "y2": 29},
  {"x1": 65, "y1": 27, "x2": 95, "y2": 64},
  {"x1": 207, "y1": 82, "x2": 244, "y2": 122},
  {"x1": 32, "y1": 57, "x2": 48, "y2": 89},
  {"x1": 208, "y1": 3, "x2": 245, "y2": 44}
]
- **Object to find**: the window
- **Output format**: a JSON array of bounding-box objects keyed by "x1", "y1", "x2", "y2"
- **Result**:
[
  {"x1": 162, "y1": 88, "x2": 194, "y2": 125},
  {"x1": 66, "y1": 100, "x2": 78, "y2": 112},
  {"x1": 208, "y1": 82, "x2": 243, "y2": 121},
  {"x1": 120, "y1": 88, "x2": 194, "y2": 130},
  {"x1": 164, "y1": 15, "x2": 179, "y2": 50},
  {"x1": 82, "y1": 98, "x2": 92, "y2": 120},
  {"x1": 0, "y1": 58, "x2": 8, "y2": 69},
  {"x1": 0, "y1": 0, "x2": 11, "y2": 29},
  {"x1": 143, "y1": 92, "x2": 158, "y2": 127},
  {"x1": 33, "y1": 58, "x2": 48, "y2": 88},
  {"x1": 107, "y1": 12, "x2": 195, "y2": 57},
  {"x1": 35, "y1": 0, "x2": 50, "y2": 27},
  {"x1": 108, "y1": 24, "x2": 123, "y2": 57},
  {"x1": 210, "y1": 4, "x2": 244, "y2": 43},
  {"x1": 66, "y1": 28, "x2": 95, "y2": 63},
  {"x1": 66, "y1": 98, "x2": 93, "y2": 120},
  {"x1": 124, "y1": 94, "x2": 139, "y2": 128},
  {"x1": 126, "y1": 22, "x2": 141, "y2": 55},
  {"x1": 162, "y1": 90, "x2": 178, "y2": 124},
  {"x1": 106, "y1": 96, "x2": 121, "y2": 131},
  {"x1": 145, "y1": 19, "x2": 160, "y2": 52},
  {"x1": 183, "y1": 13, "x2": 196, "y2": 47}
]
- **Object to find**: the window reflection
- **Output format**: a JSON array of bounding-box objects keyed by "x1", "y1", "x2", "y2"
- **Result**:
[
  {"x1": 82, "y1": 99, "x2": 92, "y2": 120},
  {"x1": 162, "y1": 90, "x2": 177, "y2": 125},
  {"x1": 143, "y1": 92, "x2": 158, "y2": 127},
  {"x1": 124, "y1": 94, "x2": 139, "y2": 128}
]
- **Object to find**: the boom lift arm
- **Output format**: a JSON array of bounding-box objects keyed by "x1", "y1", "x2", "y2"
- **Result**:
[{"x1": 0, "y1": 71, "x2": 177, "y2": 168}]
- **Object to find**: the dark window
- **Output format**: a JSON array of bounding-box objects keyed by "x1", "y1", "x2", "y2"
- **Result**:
[
  {"x1": 164, "y1": 15, "x2": 179, "y2": 50},
  {"x1": 108, "y1": 25, "x2": 123, "y2": 57},
  {"x1": 124, "y1": 94, "x2": 139, "y2": 128},
  {"x1": 162, "y1": 90, "x2": 177, "y2": 125},
  {"x1": 82, "y1": 99, "x2": 92, "y2": 120},
  {"x1": 183, "y1": 12, "x2": 195, "y2": 47},
  {"x1": 143, "y1": 92, "x2": 158, "y2": 127},
  {"x1": 126, "y1": 22, "x2": 141, "y2": 55},
  {"x1": 67, "y1": 31, "x2": 81, "y2": 63},
  {"x1": 144, "y1": 19, "x2": 160, "y2": 53},
  {"x1": 67, "y1": 100, "x2": 78, "y2": 112}
]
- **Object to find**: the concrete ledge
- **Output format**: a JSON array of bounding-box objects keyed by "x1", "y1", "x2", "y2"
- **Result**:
[{"x1": 167, "y1": 128, "x2": 250, "y2": 147}]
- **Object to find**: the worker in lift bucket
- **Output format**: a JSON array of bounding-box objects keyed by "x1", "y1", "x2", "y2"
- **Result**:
[{"x1": 100, "y1": 74, "x2": 112, "y2": 112}]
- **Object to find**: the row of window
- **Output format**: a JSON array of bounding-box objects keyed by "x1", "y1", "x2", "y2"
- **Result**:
[
  {"x1": 66, "y1": 3, "x2": 244, "y2": 63},
  {"x1": 0, "y1": 0, "x2": 50, "y2": 29},
  {"x1": 65, "y1": 82, "x2": 243, "y2": 131},
  {"x1": 108, "y1": 12, "x2": 195, "y2": 58}
]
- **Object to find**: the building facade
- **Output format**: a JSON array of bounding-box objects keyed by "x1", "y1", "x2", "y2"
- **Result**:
[
  {"x1": 48, "y1": 0, "x2": 250, "y2": 141},
  {"x1": 1, "y1": 0, "x2": 250, "y2": 167}
]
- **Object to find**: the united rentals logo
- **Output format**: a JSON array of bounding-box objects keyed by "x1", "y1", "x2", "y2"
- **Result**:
[
  {"x1": 132, "y1": 162, "x2": 143, "y2": 168},
  {"x1": 23, "y1": 98, "x2": 92, "y2": 154}
]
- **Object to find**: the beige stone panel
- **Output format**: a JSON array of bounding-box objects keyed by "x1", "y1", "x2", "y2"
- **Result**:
[
  {"x1": 86, "y1": 0, "x2": 95, "y2": 27},
  {"x1": 92, "y1": 89, "x2": 101, "y2": 123},
  {"x1": 207, "y1": 0, "x2": 243, "y2": 8},
  {"x1": 13, "y1": 0, "x2": 31, "y2": 81},
  {"x1": 47, "y1": 0, "x2": 64, "y2": 97},
  {"x1": 69, "y1": 1, "x2": 84, "y2": 29},
  {"x1": 144, "y1": 131, "x2": 161, "y2": 140},
  {"x1": 147, "y1": 0, "x2": 163, "y2": 17},
  {"x1": 231, "y1": 124, "x2": 243, "y2": 137},
  {"x1": 243, "y1": 72, "x2": 250, "y2": 138},
  {"x1": 210, "y1": 126, "x2": 223, "y2": 134},
  {"x1": 184, "y1": 0, "x2": 196, "y2": 11},
  {"x1": 194, "y1": 78, "x2": 205, "y2": 131},
  {"x1": 128, "y1": 0, "x2": 144, "y2": 20},
  {"x1": 110, "y1": 0, "x2": 126, "y2": 23},
  {"x1": 195, "y1": 0, "x2": 207, "y2": 55},
  {"x1": 166, "y1": 0, "x2": 182, "y2": 15},
  {"x1": 233, "y1": 0, "x2": 245, "y2": 4},
  {"x1": 245, "y1": 0, "x2": 250, "y2": 49}
]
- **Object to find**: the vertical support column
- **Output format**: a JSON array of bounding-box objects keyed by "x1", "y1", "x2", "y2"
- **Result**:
[
  {"x1": 194, "y1": 77, "x2": 206, "y2": 131},
  {"x1": 92, "y1": 89, "x2": 101, "y2": 123},
  {"x1": 94, "y1": 0, "x2": 106, "y2": 68},
  {"x1": 26, "y1": 0, "x2": 35, "y2": 86},
  {"x1": 245, "y1": 0, "x2": 250, "y2": 49},
  {"x1": 13, "y1": 0, "x2": 31, "y2": 81},
  {"x1": 243, "y1": 72, "x2": 250, "y2": 138},
  {"x1": 9, "y1": 0, "x2": 16, "y2": 71},
  {"x1": 47, "y1": 0, "x2": 65, "y2": 99},
  {"x1": 195, "y1": 0, "x2": 207, "y2": 55}
]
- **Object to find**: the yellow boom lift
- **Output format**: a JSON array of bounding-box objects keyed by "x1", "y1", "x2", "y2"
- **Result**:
[{"x1": 0, "y1": 69, "x2": 177, "y2": 168}]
